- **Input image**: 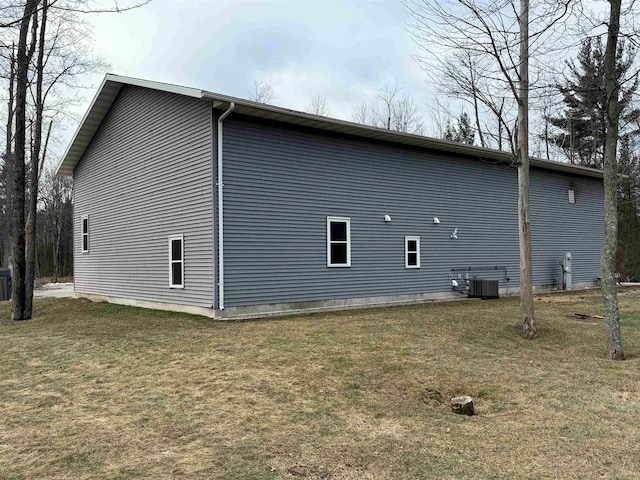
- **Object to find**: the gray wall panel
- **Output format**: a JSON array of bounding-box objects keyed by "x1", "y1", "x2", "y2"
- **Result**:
[
  {"x1": 221, "y1": 115, "x2": 603, "y2": 307},
  {"x1": 74, "y1": 86, "x2": 215, "y2": 307}
]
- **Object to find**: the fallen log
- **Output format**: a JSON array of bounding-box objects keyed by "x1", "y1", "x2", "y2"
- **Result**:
[{"x1": 573, "y1": 313, "x2": 605, "y2": 320}]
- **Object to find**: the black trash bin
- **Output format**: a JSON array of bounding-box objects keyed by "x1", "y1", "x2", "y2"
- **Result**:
[{"x1": 0, "y1": 268, "x2": 11, "y2": 301}]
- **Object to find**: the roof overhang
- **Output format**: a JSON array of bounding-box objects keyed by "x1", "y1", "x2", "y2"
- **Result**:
[{"x1": 55, "y1": 74, "x2": 604, "y2": 180}]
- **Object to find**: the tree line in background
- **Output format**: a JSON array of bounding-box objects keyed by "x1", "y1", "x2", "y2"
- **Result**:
[{"x1": 0, "y1": 167, "x2": 73, "y2": 281}]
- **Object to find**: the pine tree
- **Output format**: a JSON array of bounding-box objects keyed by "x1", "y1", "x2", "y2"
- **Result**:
[
  {"x1": 548, "y1": 38, "x2": 640, "y2": 168},
  {"x1": 443, "y1": 112, "x2": 475, "y2": 145}
]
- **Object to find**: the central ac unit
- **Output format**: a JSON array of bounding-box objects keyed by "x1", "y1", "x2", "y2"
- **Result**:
[{"x1": 468, "y1": 279, "x2": 499, "y2": 299}]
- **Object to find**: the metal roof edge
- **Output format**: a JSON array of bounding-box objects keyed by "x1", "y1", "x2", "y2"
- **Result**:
[
  {"x1": 202, "y1": 91, "x2": 603, "y2": 179},
  {"x1": 104, "y1": 74, "x2": 204, "y2": 99},
  {"x1": 57, "y1": 74, "x2": 604, "y2": 180}
]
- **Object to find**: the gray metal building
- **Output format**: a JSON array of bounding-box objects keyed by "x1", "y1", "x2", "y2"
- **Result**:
[{"x1": 56, "y1": 75, "x2": 605, "y2": 319}]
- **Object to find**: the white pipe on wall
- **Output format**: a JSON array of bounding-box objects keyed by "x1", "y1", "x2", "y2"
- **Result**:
[{"x1": 217, "y1": 102, "x2": 235, "y2": 310}]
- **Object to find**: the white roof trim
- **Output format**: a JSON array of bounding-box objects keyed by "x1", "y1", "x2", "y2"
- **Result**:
[
  {"x1": 104, "y1": 74, "x2": 204, "y2": 99},
  {"x1": 55, "y1": 74, "x2": 604, "y2": 179}
]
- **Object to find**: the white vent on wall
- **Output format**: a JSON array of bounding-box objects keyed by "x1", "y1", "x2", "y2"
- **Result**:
[{"x1": 568, "y1": 187, "x2": 576, "y2": 204}]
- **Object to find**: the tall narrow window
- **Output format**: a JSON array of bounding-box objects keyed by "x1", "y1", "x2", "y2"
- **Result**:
[
  {"x1": 405, "y1": 236, "x2": 420, "y2": 269},
  {"x1": 169, "y1": 235, "x2": 184, "y2": 288},
  {"x1": 568, "y1": 186, "x2": 576, "y2": 204},
  {"x1": 327, "y1": 217, "x2": 351, "y2": 267},
  {"x1": 81, "y1": 215, "x2": 89, "y2": 253}
]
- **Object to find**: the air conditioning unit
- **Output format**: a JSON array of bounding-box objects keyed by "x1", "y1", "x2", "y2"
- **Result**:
[{"x1": 468, "y1": 279, "x2": 499, "y2": 299}]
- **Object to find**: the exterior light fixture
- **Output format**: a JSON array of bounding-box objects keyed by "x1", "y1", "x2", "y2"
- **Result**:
[
  {"x1": 433, "y1": 217, "x2": 440, "y2": 224},
  {"x1": 384, "y1": 215, "x2": 392, "y2": 222}
]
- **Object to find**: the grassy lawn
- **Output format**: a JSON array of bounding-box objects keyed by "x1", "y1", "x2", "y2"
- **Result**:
[{"x1": 1, "y1": 291, "x2": 640, "y2": 479}]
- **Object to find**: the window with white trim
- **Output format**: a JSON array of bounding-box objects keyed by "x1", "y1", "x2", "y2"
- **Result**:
[
  {"x1": 81, "y1": 215, "x2": 89, "y2": 253},
  {"x1": 327, "y1": 217, "x2": 351, "y2": 267},
  {"x1": 568, "y1": 187, "x2": 576, "y2": 204},
  {"x1": 405, "y1": 236, "x2": 420, "y2": 268},
  {"x1": 169, "y1": 235, "x2": 184, "y2": 288}
]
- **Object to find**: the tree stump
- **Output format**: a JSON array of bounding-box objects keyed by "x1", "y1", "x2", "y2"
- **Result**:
[{"x1": 451, "y1": 396, "x2": 475, "y2": 416}]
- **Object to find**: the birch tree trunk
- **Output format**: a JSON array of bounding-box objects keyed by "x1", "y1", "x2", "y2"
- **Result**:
[
  {"x1": 601, "y1": 0, "x2": 624, "y2": 360},
  {"x1": 518, "y1": 0, "x2": 536, "y2": 339}
]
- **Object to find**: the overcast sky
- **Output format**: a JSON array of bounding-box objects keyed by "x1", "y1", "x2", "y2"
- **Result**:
[{"x1": 84, "y1": 0, "x2": 432, "y2": 121}]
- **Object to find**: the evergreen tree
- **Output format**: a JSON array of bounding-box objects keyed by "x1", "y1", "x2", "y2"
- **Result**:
[
  {"x1": 548, "y1": 37, "x2": 640, "y2": 168},
  {"x1": 443, "y1": 111, "x2": 475, "y2": 145}
]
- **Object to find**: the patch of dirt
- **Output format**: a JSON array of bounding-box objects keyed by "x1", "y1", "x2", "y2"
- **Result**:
[
  {"x1": 421, "y1": 388, "x2": 444, "y2": 405},
  {"x1": 572, "y1": 317, "x2": 601, "y2": 324},
  {"x1": 536, "y1": 286, "x2": 640, "y2": 304},
  {"x1": 536, "y1": 295, "x2": 589, "y2": 303},
  {"x1": 619, "y1": 289, "x2": 640, "y2": 297}
]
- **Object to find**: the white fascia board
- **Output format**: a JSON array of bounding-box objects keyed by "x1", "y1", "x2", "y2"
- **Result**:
[{"x1": 104, "y1": 74, "x2": 205, "y2": 99}]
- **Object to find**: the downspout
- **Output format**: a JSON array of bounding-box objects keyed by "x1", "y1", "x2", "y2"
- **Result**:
[{"x1": 217, "y1": 102, "x2": 235, "y2": 310}]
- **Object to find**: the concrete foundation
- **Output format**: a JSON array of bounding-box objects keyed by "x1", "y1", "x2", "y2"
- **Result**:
[
  {"x1": 75, "y1": 280, "x2": 599, "y2": 320},
  {"x1": 74, "y1": 291, "x2": 216, "y2": 318}
]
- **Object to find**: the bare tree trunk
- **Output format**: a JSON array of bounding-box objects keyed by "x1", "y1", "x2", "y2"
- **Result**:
[
  {"x1": 3, "y1": 44, "x2": 16, "y2": 272},
  {"x1": 472, "y1": 91, "x2": 485, "y2": 148},
  {"x1": 601, "y1": 0, "x2": 624, "y2": 360},
  {"x1": 11, "y1": 0, "x2": 38, "y2": 321},
  {"x1": 53, "y1": 200, "x2": 62, "y2": 282},
  {"x1": 467, "y1": 53, "x2": 486, "y2": 148},
  {"x1": 53, "y1": 226, "x2": 60, "y2": 282},
  {"x1": 545, "y1": 116, "x2": 550, "y2": 160},
  {"x1": 498, "y1": 99, "x2": 505, "y2": 151},
  {"x1": 25, "y1": 0, "x2": 47, "y2": 319},
  {"x1": 518, "y1": 0, "x2": 536, "y2": 339}
]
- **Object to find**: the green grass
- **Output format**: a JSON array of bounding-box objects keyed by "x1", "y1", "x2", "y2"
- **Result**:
[{"x1": 1, "y1": 291, "x2": 640, "y2": 479}]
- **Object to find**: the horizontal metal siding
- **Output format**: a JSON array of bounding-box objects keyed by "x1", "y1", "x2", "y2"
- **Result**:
[
  {"x1": 221, "y1": 116, "x2": 604, "y2": 307},
  {"x1": 530, "y1": 172, "x2": 603, "y2": 285},
  {"x1": 74, "y1": 85, "x2": 214, "y2": 307}
]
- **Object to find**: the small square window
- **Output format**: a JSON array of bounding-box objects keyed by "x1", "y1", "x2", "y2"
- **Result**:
[{"x1": 405, "y1": 236, "x2": 420, "y2": 269}]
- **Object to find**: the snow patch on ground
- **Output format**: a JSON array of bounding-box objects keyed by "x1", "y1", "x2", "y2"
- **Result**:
[{"x1": 35, "y1": 283, "x2": 74, "y2": 298}]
